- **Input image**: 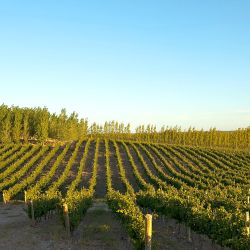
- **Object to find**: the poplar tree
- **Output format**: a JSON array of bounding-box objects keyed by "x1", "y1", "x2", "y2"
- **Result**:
[
  {"x1": 12, "y1": 108, "x2": 22, "y2": 142},
  {"x1": 1, "y1": 113, "x2": 12, "y2": 143},
  {"x1": 78, "y1": 118, "x2": 88, "y2": 139},
  {"x1": 22, "y1": 111, "x2": 29, "y2": 143},
  {"x1": 67, "y1": 112, "x2": 79, "y2": 140},
  {"x1": 36, "y1": 107, "x2": 49, "y2": 143}
]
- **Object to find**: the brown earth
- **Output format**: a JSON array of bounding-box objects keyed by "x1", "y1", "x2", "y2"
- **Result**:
[
  {"x1": 0, "y1": 201, "x2": 133, "y2": 250},
  {"x1": 0, "y1": 201, "x2": 231, "y2": 250}
]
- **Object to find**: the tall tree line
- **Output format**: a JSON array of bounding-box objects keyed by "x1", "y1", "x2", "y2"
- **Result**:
[
  {"x1": 0, "y1": 105, "x2": 88, "y2": 143},
  {"x1": 78, "y1": 121, "x2": 250, "y2": 150},
  {"x1": 0, "y1": 104, "x2": 249, "y2": 150},
  {"x1": 133, "y1": 125, "x2": 250, "y2": 150}
]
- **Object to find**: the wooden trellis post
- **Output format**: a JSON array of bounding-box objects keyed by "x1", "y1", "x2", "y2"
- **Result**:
[
  {"x1": 246, "y1": 211, "x2": 250, "y2": 237},
  {"x1": 63, "y1": 203, "x2": 70, "y2": 237},
  {"x1": 246, "y1": 189, "x2": 250, "y2": 236},
  {"x1": 187, "y1": 195, "x2": 192, "y2": 242},
  {"x1": 24, "y1": 191, "x2": 27, "y2": 204},
  {"x1": 187, "y1": 227, "x2": 192, "y2": 242},
  {"x1": 2, "y1": 192, "x2": 6, "y2": 204},
  {"x1": 145, "y1": 214, "x2": 152, "y2": 250},
  {"x1": 247, "y1": 189, "x2": 250, "y2": 205},
  {"x1": 30, "y1": 200, "x2": 35, "y2": 226}
]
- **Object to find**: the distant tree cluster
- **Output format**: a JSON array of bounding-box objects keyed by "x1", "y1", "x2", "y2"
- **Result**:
[
  {"x1": 0, "y1": 105, "x2": 88, "y2": 143},
  {"x1": 0, "y1": 104, "x2": 249, "y2": 150},
  {"x1": 134, "y1": 125, "x2": 250, "y2": 150},
  {"x1": 89, "y1": 121, "x2": 131, "y2": 140},
  {"x1": 90, "y1": 123, "x2": 250, "y2": 150}
]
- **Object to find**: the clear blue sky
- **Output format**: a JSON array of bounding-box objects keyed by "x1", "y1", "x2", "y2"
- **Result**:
[{"x1": 0, "y1": 1, "x2": 249, "y2": 130}]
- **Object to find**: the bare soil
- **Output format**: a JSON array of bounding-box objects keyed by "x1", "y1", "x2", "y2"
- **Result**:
[
  {"x1": 126, "y1": 143, "x2": 152, "y2": 184},
  {"x1": 117, "y1": 142, "x2": 140, "y2": 192},
  {"x1": 134, "y1": 143, "x2": 162, "y2": 181},
  {"x1": 108, "y1": 141, "x2": 126, "y2": 193},
  {"x1": 0, "y1": 141, "x2": 235, "y2": 250},
  {"x1": 0, "y1": 202, "x2": 231, "y2": 250},
  {"x1": 81, "y1": 141, "x2": 96, "y2": 190},
  {"x1": 60, "y1": 141, "x2": 86, "y2": 195},
  {"x1": 46, "y1": 142, "x2": 77, "y2": 189},
  {"x1": 152, "y1": 215, "x2": 231, "y2": 250},
  {"x1": 144, "y1": 144, "x2": 173, "y2": 177},
  {"x1": 0, "y1": 145, "x2": 31, "y2": 172},
  {"x1": 94, "y1": 141, "x2": 107, "y2": 198},
  {"x1": 0, "y1": 201, "x2": 133, "y2": 250}
]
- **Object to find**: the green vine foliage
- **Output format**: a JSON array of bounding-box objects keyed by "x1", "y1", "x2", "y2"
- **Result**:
[
  {"x1": 107, "y1": 190, "x2": 145, "y2": 249},
  {"x1": 27, "y1": 190, "x2": 61, "y2": 219},
  {"x1": 4, "y1": 138, "x2": 249, "y2": 249},
  {"x1": 137, "y1": 188, "x2": 250, "y2": 250},
  {"x1": 60, "y1": 189, "x2": 92, "y2": 232}
]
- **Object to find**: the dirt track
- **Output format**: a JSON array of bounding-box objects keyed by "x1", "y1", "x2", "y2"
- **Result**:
[{"x1": 0, "y1": 201, "x2": 231, "y2": 250}]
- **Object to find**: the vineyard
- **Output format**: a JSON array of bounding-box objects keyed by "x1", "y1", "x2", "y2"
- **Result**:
[{"x1": 0, "y1": 139, "x2": 250, "y2": 249}]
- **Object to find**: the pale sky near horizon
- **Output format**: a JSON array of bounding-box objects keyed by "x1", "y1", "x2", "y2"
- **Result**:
[{"x1": 0, "y1": 1, "x2": 249, "y2": 130}]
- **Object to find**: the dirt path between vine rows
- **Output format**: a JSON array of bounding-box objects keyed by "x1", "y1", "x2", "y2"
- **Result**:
[
  {"x1": 0, "y1": 201, "x2": 231, "y2": 250},
  {"x1": 0, "y1": 201, "x2": 133, "y2": 250}
]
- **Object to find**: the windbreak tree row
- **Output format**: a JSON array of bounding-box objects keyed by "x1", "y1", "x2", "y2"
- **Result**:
[{"x1": 0, "y1": 104, "x2": 250, "y2": 150}]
